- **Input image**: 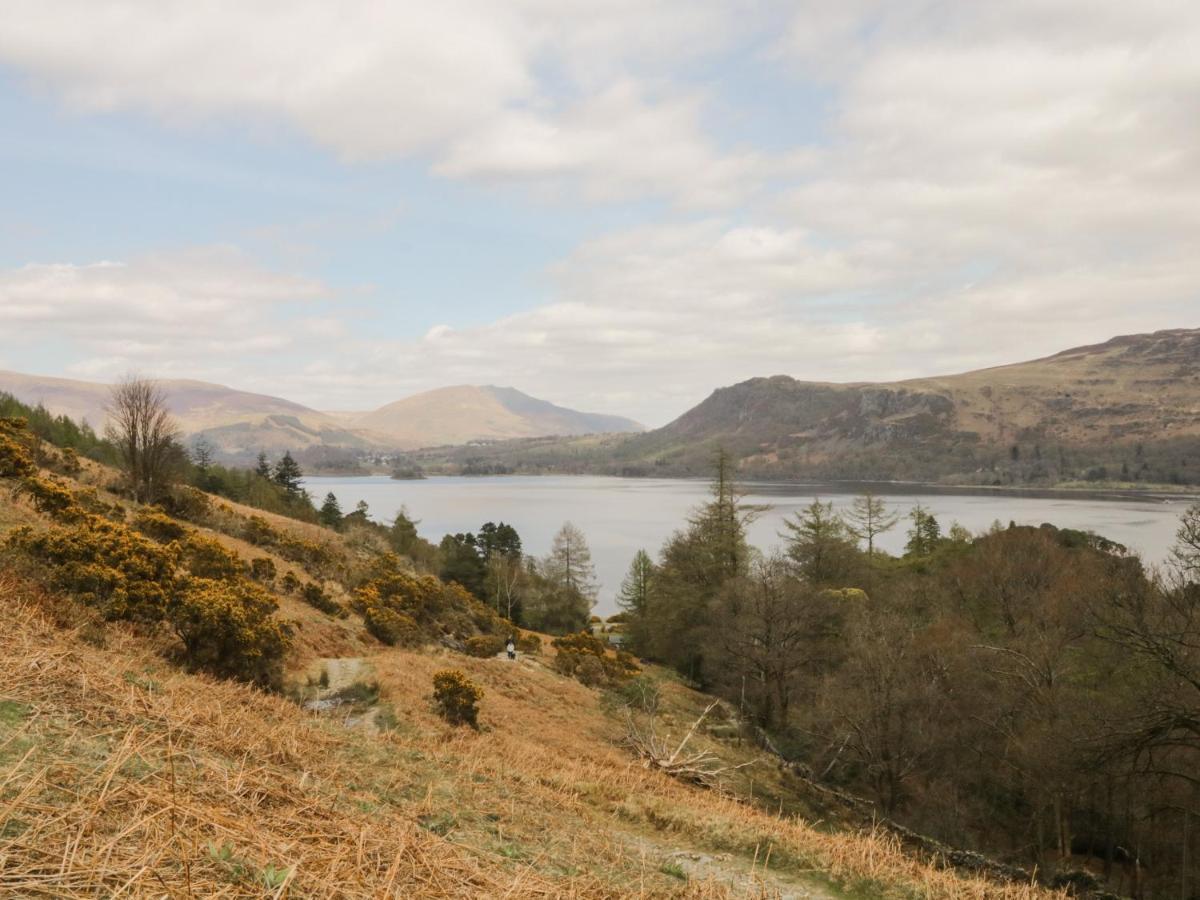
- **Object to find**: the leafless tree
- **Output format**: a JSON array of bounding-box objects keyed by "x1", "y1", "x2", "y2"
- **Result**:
[{"x1": 105, "y1": 375, "x2": 180, "y2": 503}]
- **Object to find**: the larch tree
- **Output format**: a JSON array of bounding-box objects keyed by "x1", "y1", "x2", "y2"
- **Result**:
[
  {"x1": 545, "y1": 521, "x2": 598, "y2": 606},
  {"x1": 845, "y1": 492, "x2": 899, "y2": 560},
  {"x1": 104, "y1": 376, "x2": 181, "y2": 503}
]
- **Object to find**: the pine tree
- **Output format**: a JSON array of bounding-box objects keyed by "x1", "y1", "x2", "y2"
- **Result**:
[
  {"x1": 616, "y1": 549, "x2": 655, "y2": 615},
  {"x1": 318, "y1": 492, "x2": 343, "y2": 528},
  {"x1": 904, "y1": 504, "x2": 943, "y2": 557},
  {"x1": 254, "y1": 451, "x2": 272, "y2": 479},
  {"x1": 272, "y1": 451, "x2": 303, "y2": 495},
  {"x1": 390, "y1": 508, "x2": 420, "y2": 556},
  {"x1": 780, "y1": 499, "x2": 858, "y2": 584}
]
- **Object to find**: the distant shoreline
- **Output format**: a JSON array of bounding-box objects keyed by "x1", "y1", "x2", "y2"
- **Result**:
[{"x1": 302, "y1": 471, "x2": 1198, "y2": 505}]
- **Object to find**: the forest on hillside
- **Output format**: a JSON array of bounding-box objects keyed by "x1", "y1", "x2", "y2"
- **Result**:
[{"x1": 615, "y1": 453, "x2": 1200, "y2": 898}]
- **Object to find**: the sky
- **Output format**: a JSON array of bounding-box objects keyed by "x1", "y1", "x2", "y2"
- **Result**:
[{"x1": 0, "y1": 0, "x2": 1198, "y2": 427}]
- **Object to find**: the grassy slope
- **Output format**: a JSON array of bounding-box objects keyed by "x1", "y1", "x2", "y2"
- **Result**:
[{"x1": 0, "y1": 471, "x2": 1063, "y2": 898}]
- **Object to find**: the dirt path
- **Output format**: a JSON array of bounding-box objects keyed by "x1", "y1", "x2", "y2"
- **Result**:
[
  {"x1": 625, "y1": 834, "x2": 839, "y2": 899},
  {"x1": 320, "y1": 656, "x2": 369, "y2": 692}
]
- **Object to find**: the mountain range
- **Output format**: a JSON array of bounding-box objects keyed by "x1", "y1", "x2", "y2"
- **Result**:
[
  {"x1": 0, "y1": 372, "x2": 643, "y2": 458},
  {"x1": 414, "y1": 328, "x2": 1200, "y2": 487}
]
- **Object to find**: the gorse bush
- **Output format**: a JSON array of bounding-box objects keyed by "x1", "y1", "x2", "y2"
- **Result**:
[
  {"x1": 7, "y1": 463, "x2": 291, "y2": 687},
  {"x1": 301, "y1": 581, "x2": 344, "y2": 617},
  {"x1": 354, "y1": 561, "x2": 506, "y2": 647},
  {"x1": 7, "y1": 514, "x2": 178, "y2": 622},
  {"x1": 464, "y1": 634, "x2": 505, "y2": 658},
  {"x1": 132, "y1": 506, "x2": 188, "y2": 543},
  {"x1": 551, "y1": 631, "x2": 639, "y2": 687},
  {"x1": 15, "y1": 474, "x2": 79, "y2": 518},
  {"x1": 362, "y1": 604, "x2": 420, "y2": 646},
  {"x1": 249, "y1": 557, "x2": 277, "y2": 584},
  {"x1": 432, "y1": 669, "x2": 482, "y2": 728},
  {"x1": 0, "y1": 418, "x2": 37, "y2": 479},
  {"x1": 180, "y1": 533, "x2": 242, "y2": 581},
  {"x1": 169, "y1": 577, "x2": 288, "y2": 688},
  {"x1": 241, "y1": 514, "x2": 336, "y2": 576},
  {"x1": 516, "y1": 633, "x2": 541, "y2": 655}
]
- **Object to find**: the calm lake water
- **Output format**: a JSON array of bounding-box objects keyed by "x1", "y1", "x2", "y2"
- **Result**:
[{"x1": 304, "y1": 475, "x2": 1193, "y2": 615}]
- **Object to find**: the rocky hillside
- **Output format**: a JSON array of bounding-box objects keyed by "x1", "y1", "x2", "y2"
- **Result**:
[{"x1": 609, "y1": 328, "x2": 1200, "y2": 484}]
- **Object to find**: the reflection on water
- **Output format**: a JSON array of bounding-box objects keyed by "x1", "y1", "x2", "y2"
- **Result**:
[{"x1": 304, "y1": 475, "x2": 1191, "y2": 615}]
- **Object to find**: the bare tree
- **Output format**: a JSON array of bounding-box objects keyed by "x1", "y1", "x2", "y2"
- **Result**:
[
  {"x1": 845, "y1": 492, "x2": 899, "y2": 560},
  {"x1": 105, "y1": 376, "x2": 180, "y2": 503},
  {"x1": 545, "y1": 521, "x2": 598, "y2": 606}
]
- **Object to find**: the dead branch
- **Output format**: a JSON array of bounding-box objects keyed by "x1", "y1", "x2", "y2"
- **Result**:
[{"x1": 622, "y1": 700, "x2": 757, "y2": 789}]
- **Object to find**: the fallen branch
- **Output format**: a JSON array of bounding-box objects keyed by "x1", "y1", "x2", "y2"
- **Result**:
[{"x1": 622, "y1": 700, "x2": 757, "y2": 789}]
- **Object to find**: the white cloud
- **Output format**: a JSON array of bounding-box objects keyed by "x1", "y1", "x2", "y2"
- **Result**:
[
  {"x1": 2, "y1": 1, "x2": 1199, "y2": 426},
  {"x1": 0, "y1": 246, "x2": 325, "y2": 380},
  {"x1": 0, "y1": 0, "x2": 779, "y2": 206}
]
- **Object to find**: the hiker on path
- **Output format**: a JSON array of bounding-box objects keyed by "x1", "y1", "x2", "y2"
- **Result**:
[{"x1": 506, "y1": 636, "x2": 517, "y2": 660}]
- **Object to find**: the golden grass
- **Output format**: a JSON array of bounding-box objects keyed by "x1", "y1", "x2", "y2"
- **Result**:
[{"x1": 0, "y1": 569, "x2": 1068, "y2": 898}]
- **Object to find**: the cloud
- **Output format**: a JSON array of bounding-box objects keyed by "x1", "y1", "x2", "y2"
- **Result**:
[
  {"x1": 2, "y1": 1, "x2": 1199, "y2": 426},
  {"x1": 0, "y1": 0, "x2": 779, "y2": 206},
  {"x1": 0, "y1": 246, "x2": 325, "y2": 379}
]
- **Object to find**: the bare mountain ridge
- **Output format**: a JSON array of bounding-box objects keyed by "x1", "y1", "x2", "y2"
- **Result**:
[
  {"x1": 342, "y1": 385, "x2": 642, "y2": 449},
  {"x1": 616, "y1": 327, "x2": 1200, "y2": 481},
  {"x1": 417, "y1": 328, "x2": 1200, "y2": 486},
  {"x1": 0, "y1": 371, "x2": 642, "y2": 456}
]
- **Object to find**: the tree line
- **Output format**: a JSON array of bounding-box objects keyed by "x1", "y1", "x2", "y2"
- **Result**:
[{"x1": 616, "y1": 450, "x2": 1200, "y2": 898}]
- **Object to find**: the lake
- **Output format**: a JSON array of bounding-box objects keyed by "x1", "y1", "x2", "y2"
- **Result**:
[{"x1": 304, "y1": 475, "x2": 1193, "y2": 615}]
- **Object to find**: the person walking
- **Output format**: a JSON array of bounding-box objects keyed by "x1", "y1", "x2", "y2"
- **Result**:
[{"x1": 505, "y1": 636, "x2": 517, "y2": 661}]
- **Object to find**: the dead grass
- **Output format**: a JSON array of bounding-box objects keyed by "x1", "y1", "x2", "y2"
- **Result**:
[
  {"x1": 0, "y1": 575, "x2": 797, "y2": 897},
  {"x1": 0, "y1": 456, "x2": 1070, "y2": 899}
]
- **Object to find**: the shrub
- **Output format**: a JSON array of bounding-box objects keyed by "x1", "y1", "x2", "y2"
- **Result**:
[
  {"x1": 574, "y1": 654, "x2": 607, "y2": 687},
  {"x1": 617, "y1": 675, "x2": 661, "y2": 714},
  {"x1": 58, "y1": 446, "x2": 82, "y2": 475},
  {"x1": 168, "y1": 578, "x2": 289, "y2": 688},
  {"x1": 16, "y1": 475, "x2": 80, "y2": 519},
  {"x1": 132, "y1": 507, "x2": 188, "y2": 543},
  {"x1": 280, "y1": 571, "x2": 300, "y2": 594},
  {"x1": 243, "y1": 515, "x2": 279, "y2": 546},
  {"x1": 167, "y1": 485, "x2": 212, "y2": 522},
  {"x1": 249, "y1": 557, "x2": 277, "y2": 584},
  {"x1": 552, "y1": 630, "x2": 640, "y2": 687},
  {"x1": 516, "y1": 633, "x2": 541, "y2": 655},
  {"x1": 362, "y1": 604, "x2": 420, "y2": 646},
  {"x1": 301, "y1": 582, "x2": 344, "y2": 617},
  {"x1": 70, "y1": 486, "x2": 125, "y2": 522},
  {"x1": 0, "y1": 417, "x2": 37, "y2": 479},
  {"x1": 7, "y1": 514, "x2": 178, "y2": 622},
  {"x1": 180, "y1": 533, "x2": 242, "y2": 581},
  {"x1": 432, "y1": 669, "x2": 482, "y2": 728},
  {"x1": 464, "y1": 634, "x2": 505, "y2": 658}
]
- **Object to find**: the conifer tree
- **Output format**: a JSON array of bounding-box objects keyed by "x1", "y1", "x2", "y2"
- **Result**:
[
  {"x1": 254, "y1": 451, "x2": 272, "y2": 478},
  {"x1": 318, "y1": 492, "x2": 343, "y2": 528},
  {"x1": 272, "y1": 451, "x2": 303, "y2": 496},
  {"x1": 780, "y1": 499, "x2": 858, "y2": 584},
  {"x1": 617, "y1": 549, "x2": 656, "y2": 616},
  {"x1": 904, "y1": 504, "x2": 943, "y2": 556}
]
